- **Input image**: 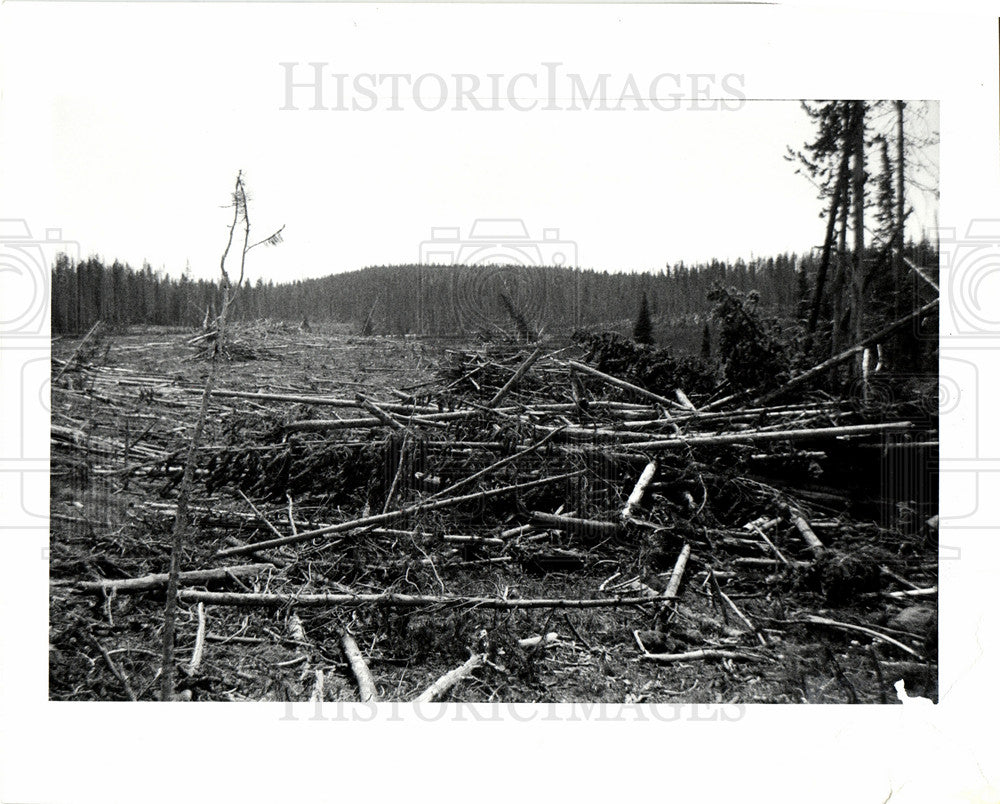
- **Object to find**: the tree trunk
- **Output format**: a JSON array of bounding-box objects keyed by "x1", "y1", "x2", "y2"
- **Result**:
[
  {"x1": 806, "y1": 138, "x2": 852, "y2": 350},
  {"x1": 830, "y1": 168, "x2": 850, "y2": 358},
  {"x1": 850, "y1": 101, "x2": 867, "y2": 377},
  {"x1": 894, "y1": 100, "x2": 909, "y2": 368}
]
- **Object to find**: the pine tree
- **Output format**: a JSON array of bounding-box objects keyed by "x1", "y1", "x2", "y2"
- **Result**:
[
  {"x1": 633, "y1": 292, "x2": 653, "y2": 345},
  {"x1": 796, "y1": 264, "x2": 810, "y2": 320},
  {"x1": 700, "y1": 321, "x2": 712, "y2": 363}
]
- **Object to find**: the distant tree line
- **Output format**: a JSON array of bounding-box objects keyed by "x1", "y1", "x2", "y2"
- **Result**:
[
  {"x1": 52, "y1": 251, "x2": 809, "y2": 334},
  {"x1": 51, "y1": 240, "x2": 937, "y2": 359},
  {"x1": 50, "y1": 255, "x2": 226, "y2": 333}
]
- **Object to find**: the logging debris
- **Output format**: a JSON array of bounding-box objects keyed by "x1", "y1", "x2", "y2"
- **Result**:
[{"x1": 49, "y1": 327, "x2": 938, "y2": 702}]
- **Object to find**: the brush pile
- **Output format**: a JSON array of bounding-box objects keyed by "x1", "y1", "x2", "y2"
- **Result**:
[{"x1": 49, "y1": 328, "x2": 939, "y2": 703}]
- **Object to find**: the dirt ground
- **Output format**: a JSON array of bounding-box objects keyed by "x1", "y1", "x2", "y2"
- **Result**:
[{"x1": 49, "y1": 324, "x2": 938, "y2": 703}]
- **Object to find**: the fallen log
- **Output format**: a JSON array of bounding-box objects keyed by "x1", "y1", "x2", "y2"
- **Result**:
[
  {"x1": 675, "y1": 389, "x2": 697, "y2": 410},
  {"x1": 488, "y1": 345, "x2": 544, "y2": 407},
  {"x1": 530, "y1": 511, "x2": 623, "y2": 540},
  {"x1": 442, "y1": 534, "x2": 505, "y2": 546},
  {"x1": 355, "y1": 394, "x2": 407, "y2": 431},
  {"x1": 53, "y1": 321, "x2": 102, "y2": 384},
  {"x1": 283, "y1": 408, "x2": 485, "y2": 433},
  {"x1": 732, "y1": 557, "x2": 811, "y2": 568},
  {"x1": 177, "y1": 590, "x2": 661, "y2": 609},
  {"x1": 638, "y1": 647, "x2": 765, "y2": 663},
  {"x1": 785, "y1": 506, "x2": 825, "y2": 555},
  {"x1": 566, "y1": 360, "x2": 681, "y2": 410},
  {"x1": 700, "y1": 300, "x2": 939, "y2": 411},
  {"x1": 663, "y1": 543, "x2": 692, "y2": 601},
  {"x1": 887, "y1": 586, "x2": 937, "y2": 599},
  {"x1": 340, "y1": 631, "x2": 379, "y2": 702},
  {"x1": 626, "y1": 421, "x2": 913, "y2": 451},
  {"x1": 79, "y1": 563, "x2": 275, "y2": 594},
  {"x1": 749, "y1": 299, "x2": 940, "y2": 407},
  {"x1": 188, "y1": 603, "x2": 207, "y2": 673},
  {"x1": 412, "y1": 632, "x2": 559, "y2": 703},
  {"x1": 622, "y1": 460, "x2": 658, "y2": 522},
  {"x1": 216, "y1": 470, "x2": 585, "y2": 558},
  {"x1": 177, "y1": 387, "x2": 439, "y2": 415},
  {"x1": 413, "y1": 654, "x2": 485, "y2": 703},
  {"x1": 796, "y1": 615, "x2": 924, "y2": 659},
  {"x1": 902, "y1": 256, "x2": 940, "y2": 291},
  {"x1": 746, "y1": 523, "x2": 792, "y2": 566},
  {"x1": 426, "y1": 428, "x2": 563, "y2": 501}
]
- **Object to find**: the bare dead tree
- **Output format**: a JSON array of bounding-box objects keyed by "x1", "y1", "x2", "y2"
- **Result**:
[{"x1": 160, "y1": 172, "x2": 283, "y2": 700}]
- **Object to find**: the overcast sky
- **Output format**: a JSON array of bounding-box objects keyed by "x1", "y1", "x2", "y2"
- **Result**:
[{"x1": 1, "y1": 4, "x2": 939, "y2": 283}]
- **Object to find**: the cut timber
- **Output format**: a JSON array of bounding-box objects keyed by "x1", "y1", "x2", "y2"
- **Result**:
[
  {"x1": 530, "y1": 511, "x2": 623, "y2": 540},
  {"x1": 217, "y1": 470, "x2": 584, "y2": 558},
  {"x1": 622, "y1": 460, "x2": 658, "y2": 522},
  {"x1": 177, "y1": 590, "x2": 661, "y2": 610},
  {"x1": 566, "y1": 360, "x2": 681, "y2": 410},
  {"x1": 340, "y1": 631, "x2": 379, "y2": 702},
  {"x1": 488, "y1": 345, "x2": 544, "y2": 407},
  {"x1": 626, "y1": 421, "x2": 913, "y2": 451},
  {"x1": 79, "y1": 563, "x2": 274, "y2": 594}
]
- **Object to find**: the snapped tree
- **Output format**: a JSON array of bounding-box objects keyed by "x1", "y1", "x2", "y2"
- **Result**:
[{"x1": 160, "y1": 172, "x2": 284, "y2": 700}]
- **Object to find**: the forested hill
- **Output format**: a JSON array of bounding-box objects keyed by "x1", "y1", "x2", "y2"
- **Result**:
[
  {"x1": 50, "y1": 241, "x2": 937, "y2": 344},
  {"x1": 52, "y1": 253, "x2": 805, "y2": 335}
]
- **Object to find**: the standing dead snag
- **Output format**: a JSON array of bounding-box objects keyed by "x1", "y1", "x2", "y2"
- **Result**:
[{"x1": 160, "y1": 172, "x2": 283, "y2": 701}]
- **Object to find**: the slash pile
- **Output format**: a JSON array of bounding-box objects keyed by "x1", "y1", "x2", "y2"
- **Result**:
[{"x1": 49, "y1": 328, "x2": 939, "y2": 703}]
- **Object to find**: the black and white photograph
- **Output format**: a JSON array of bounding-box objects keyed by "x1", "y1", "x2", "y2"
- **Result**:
[{"x1": 1, "y1": 2, "x2": 997, "y2": 802}]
